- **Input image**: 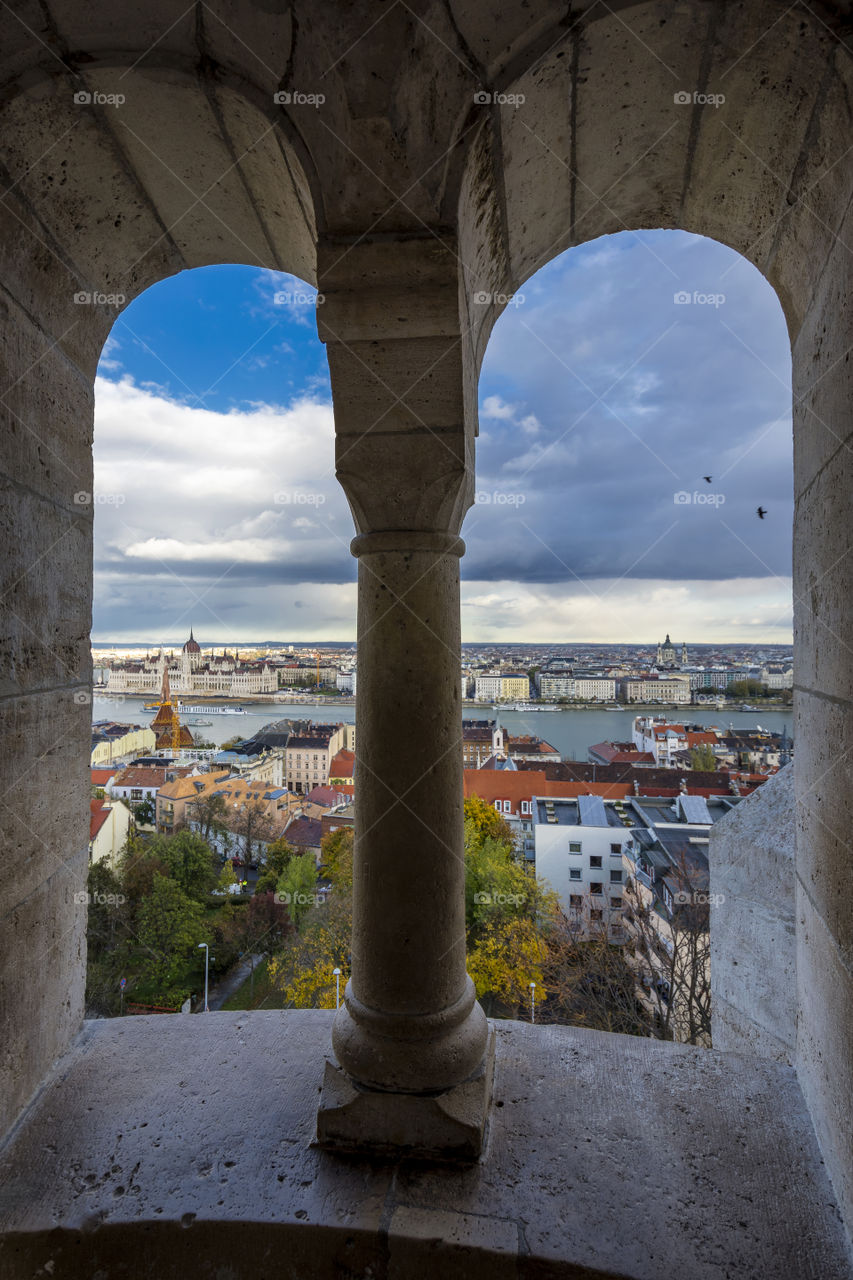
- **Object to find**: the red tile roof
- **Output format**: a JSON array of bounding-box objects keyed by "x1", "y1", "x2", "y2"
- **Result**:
[
  {"x1": 329, "y1": 749, "x2": 355, "y2": 778},
  {"x1": 91, "y1": 768, "x2": 115, "y2": 786},
  {"x1": 89, "y1": 799, "x2": 110, "y2": 841},
  {"x1": 111, "y1": 766, "x2": 168, "y2": 789}
]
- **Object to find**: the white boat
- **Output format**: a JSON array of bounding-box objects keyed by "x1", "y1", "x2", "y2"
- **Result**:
[{"x1": 177, "y1": 703, "x2": 248, "y2": 716}]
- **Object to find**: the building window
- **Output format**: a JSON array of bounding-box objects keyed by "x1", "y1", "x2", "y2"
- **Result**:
[
  {"x1": 590, "y1": 882, "x2": 603, "y2": 895},
  {"x1": 569, "y1": 841, "x2": 582, "y2": 853},
  {"x1": 590, "y1": 855, "x2": 602, "y2": 868},
  {"x1": 611, "y1": 896, "x2": 623, "y2": 909},
  {"x1": 521, "y1": 801, "x2": 530, "y2": 815},
  {"x1": 590, "y1": 909, "x2": 603, "y2": 921},
  {"x1": 569, "y1": 869, "x2": 582, "y2": 881},
  {"x1": 503, "y1": 800, "x2": 511, "y2": 813},
  {"x1": 569, "y1": 894, "x2": 583, "y2": 908},
  {"x1": 610, "y1": 869, "x2": 623, "y2": 884},
  {"x1": 610, "y1": 842, "x2": 622, "y2": 855}
]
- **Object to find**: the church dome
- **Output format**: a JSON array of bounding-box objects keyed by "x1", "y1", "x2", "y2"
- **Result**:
[{"x1": 183, "y1": 628, "x2": 201, "y2": 654}]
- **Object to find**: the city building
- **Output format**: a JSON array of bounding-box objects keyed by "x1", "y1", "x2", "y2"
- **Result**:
[
  {"x1": 105, "y1": 630, "x2": 278, "y2": 696},
  {"x1": 532, "y1": 795, "x2": 635, "y2": 939},
  {"x1": 473, "y1": 673, "x2": 531, "y2": 701},
  {"x1": 90, "y1": 722, "x2": 156, "y2": 767},
  {"x1": 107, "y1": 765, "x2": 169, "y2": 808},
  {"x1": 655, "y1": 634, "x2": 688, "y2": 668},
  {"x1": 284, "y1": 724, "x2": 348, "y2": 793},
  {"x1": 88, "y1": 798, "x2": 132, "y2": 866},
  {"x1": 461, "y1": 720, "x2": 559, "y2": 768},
  {"x1": 621, "y1": 675, "x2": 692, "y2": 704}
]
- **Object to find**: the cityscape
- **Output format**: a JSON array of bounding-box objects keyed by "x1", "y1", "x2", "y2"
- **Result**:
[
  {"x1": 6, "y1": 2, "x2": 853, "y2": 1272},
  {"x1": 88, "y1": 626, "x2": 793, "y2": 1047}
]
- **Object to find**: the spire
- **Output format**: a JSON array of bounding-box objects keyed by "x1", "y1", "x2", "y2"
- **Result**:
[{"x1": 161, "y1": 664, "x2": 171, "y2": 702}]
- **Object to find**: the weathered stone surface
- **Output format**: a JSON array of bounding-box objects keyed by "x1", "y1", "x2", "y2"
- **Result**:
[
  {"x1": 0, "y1": 0, "x2": 851, "y2": 1255},
  {"x1": 0, "y1": 1014, "x2": 850, "y2": 1279},
  {"x1": 710, "y1": 765, "x2": 797, "y2": 1062}
]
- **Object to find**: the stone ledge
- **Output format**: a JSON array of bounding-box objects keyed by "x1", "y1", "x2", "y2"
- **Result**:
[{"x1": 0, "y1": 1011, "x2": 850, "y2": 1279}]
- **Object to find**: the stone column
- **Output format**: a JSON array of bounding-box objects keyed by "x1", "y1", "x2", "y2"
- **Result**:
[{"x1": 314, "y1": 237, "x2": 492, "y2": 1157}]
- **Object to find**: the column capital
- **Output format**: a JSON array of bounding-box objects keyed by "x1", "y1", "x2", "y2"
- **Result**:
[{"x1": 351, "y1": 530, "x2": 465, "y2": 558}]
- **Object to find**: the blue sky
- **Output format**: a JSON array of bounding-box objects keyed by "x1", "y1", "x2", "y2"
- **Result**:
[{"x1": 93, "y1": 230, "x2": 794, "y2": 644}]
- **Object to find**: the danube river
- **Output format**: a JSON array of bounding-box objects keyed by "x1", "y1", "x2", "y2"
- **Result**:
[{"x1": 92, "y1": 693, "x2": 793, "y2": 760}]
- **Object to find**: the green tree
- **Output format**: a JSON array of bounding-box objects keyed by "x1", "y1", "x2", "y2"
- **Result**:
[
  {"x1": 132, "y1": 797, "x2": 155, "y2": 826},
  {"x1": 217, "y1": 858, "x2": 239, "y2": 894},
  {"x1": 320, "y1": 826, "x2": 353, "y2": 892},
  {"x1": 463, "y1": 795, "x2": 514, "y2": 846},
  {"x1": 255, "y1": 837, "x2": 295, "y2": 895},
  {"x1": 690, "y1": 743, "x2": 717, "y2": 771},
  {"x1": 276, "y1": 852, "x2": 321, "y2": 931},
  {"x1": 136, "y1": 874, "x2": 208, "y2": 995},
  {"x1": 155, "y1": 830, "x2": 219, "y2": 900}
]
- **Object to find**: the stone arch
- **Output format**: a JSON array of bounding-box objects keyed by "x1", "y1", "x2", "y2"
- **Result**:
[{"x1": 455, "y1": 0, "x2": 853, "y2": 1225}]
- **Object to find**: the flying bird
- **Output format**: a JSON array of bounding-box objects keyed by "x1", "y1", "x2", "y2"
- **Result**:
[
  {"x1": 757, "y1": 506, "x2": 767, "y2": 519},
  {"x1": 703, "y1": 475, "x2": 712, "y2": 483}
]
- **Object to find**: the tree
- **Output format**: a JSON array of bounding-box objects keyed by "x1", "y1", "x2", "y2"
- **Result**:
[
  {"x1": 621, "y1": 856, "x2": 712, "y2": 1045},
  {"x1": 276, "y1": 852, "x2": 321, "y2": 931},
  {"x1": 467, "y1": 916, "x2": 547, "y2": 1017},
  {"x1": 186, "y1": 791, "x2": 228, "y2": 845},
  {"x1": 255, "y1": 837, "x2": 295, "y2": 895},
  {"x1": 540, "y1": 908, "x2": 653, "y2": 1036},
  {"x1": 218, "y1": 892, "x2": 293, "y2": 998},
  {"x1": 155, "y1": 830, "x2": 219, "y2": 900},
  {"x1": 266, "y1": 886, "x2": 351, "y2": 1009},
  {"x1": 320, "y1": 826, "x2": 353, "y2": 892},
  {"x1": 217, "y1": 859, "x2": 239, "y2": 894},
  {"x1": 220, "y1": 735, "x2": 244, "y2": 751},
  {"x1": 690, "y1": 743, "x2": 717, "y2": 771},
  {"x1": 136, "y1": 874, "x2": 208, "y2": 996},
  {"x1": 463, "y1": 795, "x2": 514, "y2": 846},
  {"x1": 231, "y1": 797, "x2": 276, "y2": 866},
  {"x1": 129, "y1": 797, "x2": 154, "y2": 826}
]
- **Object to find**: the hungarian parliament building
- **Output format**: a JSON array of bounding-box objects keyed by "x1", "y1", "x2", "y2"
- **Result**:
[{"x1": 104, "y1": 630, "x2": 278, "y2": 697}]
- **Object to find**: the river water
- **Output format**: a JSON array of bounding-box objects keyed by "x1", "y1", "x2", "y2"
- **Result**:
[{"x1": 92, "y1": 693, "x2": 793, "y2": 760}]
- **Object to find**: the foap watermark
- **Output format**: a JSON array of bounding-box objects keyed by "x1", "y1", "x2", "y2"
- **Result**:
[
  {"x1": 74, "y1": 291, "x2": 126, "y2": 307},
  {"x1": 673, "y1": 490, "x2": 726, "y2": 507},
  {"x1": 73, "y1": 690, "x2": 91, "y2": 705},
  {"x1": 474, "y1": 89, "x2": 525, "y2": 108},
  {"x1": 475, "y1": 490, "x2": 526, "y2": 507},
  {"x1": 274, "y1": 290, "x2": 324, "y2": 307},
  {"x1": 274, "y1": 491, "x2": 326, "y2": 506},
  {"x1": 674, "y1": 289, "x2": 725, "y2": 308},
  {"x1": 73, "y1": 89, "x2": 125, "y2": 108},
  {"x1": 472, "y1": 290, "x2": 525, "y2": 307},
  {"x1": 673, "y1": 90, "x2": 725, "y2": 109},
  {"x1": 74, "y1": 491, "x2": 126, "y2": 506},
  {"x1": 273, "y1": 90, "x2": 325, "y2": 107},
  {"x1": 274, "y1": 889, "x2": 325, "y2": 906},
  {"x1": 75, "y1": 890, "x2": 126, "y2": 906},
  {"x1": 673, "y1": 890, "x2": 724, "y2": 907},
  {"x1": 473, "y1": 890, "x2": 526, "y2": 906}
]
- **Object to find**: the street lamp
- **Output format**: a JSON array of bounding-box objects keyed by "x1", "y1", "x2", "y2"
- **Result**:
[
  {"x1": 530, "y1": 981, "x2": 536, "y2": 1024},
  {"x1": 333, "y1": 967, "x2": 341, "y2": 1009},
  {"x1": 198, "y1": 942, "x2": 209, "y2": 1012}
]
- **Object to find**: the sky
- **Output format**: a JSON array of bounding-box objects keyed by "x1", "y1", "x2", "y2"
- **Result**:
[{"x1": 92, "y1": 230, "x2": 794, "y2": 645}]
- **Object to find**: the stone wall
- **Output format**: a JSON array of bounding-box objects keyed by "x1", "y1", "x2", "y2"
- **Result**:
[{"x1": 710, "y1": 765, "x2": 797, "y2": 1063}]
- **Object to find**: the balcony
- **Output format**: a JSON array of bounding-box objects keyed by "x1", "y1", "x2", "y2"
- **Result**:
[{"x1": 0, "y1": 1011, "x2": 850, "y2": 1279}]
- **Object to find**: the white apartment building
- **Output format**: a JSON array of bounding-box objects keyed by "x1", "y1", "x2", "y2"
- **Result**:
[
  {"x1": 532, "y1": 795, "x2": 634, "y2": 939},
  {"x1": 760, "y1": 663, "x2": 794, "y2": 689},
  {"x1": 573, "y1": 676, "x2": 617, "y2": 701}
]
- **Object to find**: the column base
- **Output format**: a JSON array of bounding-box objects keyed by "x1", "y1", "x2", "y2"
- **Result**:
[{"x1": 316, "y1": 1028, "x2": 495, "y2": 1162}]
